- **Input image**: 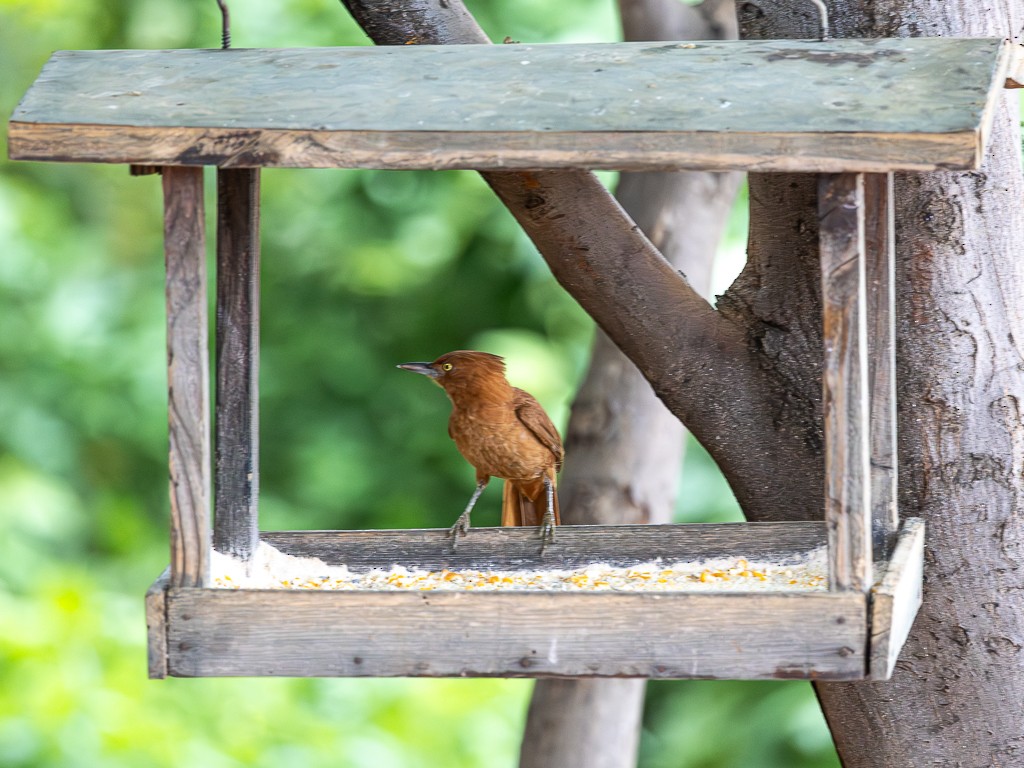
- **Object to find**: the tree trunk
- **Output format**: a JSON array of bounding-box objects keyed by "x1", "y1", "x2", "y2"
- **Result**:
[
  {"x1": 519, "y1": 4, "x2": 740, "y2": 766},
  {"x1": 734, "y1": 2, "x2": 1024, "y2": 765},
  {"x1": 338, "y1": 0, "x2": 1024, "y2": 763}
]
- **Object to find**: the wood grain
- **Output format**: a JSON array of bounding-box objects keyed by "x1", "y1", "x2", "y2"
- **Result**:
[
  {"x1": 6, "y1": 124, "x2": 984, "y2": 173},
  {"x1": 165, "y1": 587, "x2": 867, "y2": 679},
  {"x1": 163, "y1": 167, "x2": 211, "y2": 588},
  {"x1": 145, "y1": 569, "x2": 170, "y2": 679},
  {"x1": 818, "y1": 173, "x2": 872, "y2": 592},
  {"x1": 863, "y1": 173, "x2": 899, "y2": 560},
  {"x1": 262, "y1": 522, "x2": 827, "y2": 570},
  {"x1": 144, "y1": 521, "x2": 927, "y2": 681},
  {"x1": 868, "y1": 518, "x2": 924, "y2": 680},
  {"x1": 214, "y1": 168, "x2": 261, "y2": 561},
  {"x1": 8, "y1": 38, "x2": 1009, "y2": 171}
]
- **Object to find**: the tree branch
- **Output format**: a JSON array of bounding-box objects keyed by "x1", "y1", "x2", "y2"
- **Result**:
[{"x1": 338, "y1": 0, "x2": 823, "y2": 522}]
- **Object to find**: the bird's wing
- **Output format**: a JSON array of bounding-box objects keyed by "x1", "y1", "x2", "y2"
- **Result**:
[{"x1": 512, "y1": 388, "x2": 564, "y2": 471}]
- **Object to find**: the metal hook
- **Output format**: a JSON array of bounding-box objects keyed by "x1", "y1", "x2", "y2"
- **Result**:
[
  {"x1": 216, "y1": 0, "x2": 231, "y2": 49},
  {"x1": 807, "y1": 0, "x2": 829, "y2": 41}
]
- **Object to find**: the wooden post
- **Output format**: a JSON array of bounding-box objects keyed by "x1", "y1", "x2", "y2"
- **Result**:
[
  {"x1": 145, "y1": 568, "x2": 170, "y2": 679},
  {"x1": 214, "y1": 168, "x2": 261, "y2": 561},
  {"x1": 163, "y1": 166, "x2": 211, "y2": 588},
  {"x1": 819, "y1": 172, "x2": 872, "y2": 592},
  {"x1": 864, "y1": 173, "x2": 899, "y2": 561}
]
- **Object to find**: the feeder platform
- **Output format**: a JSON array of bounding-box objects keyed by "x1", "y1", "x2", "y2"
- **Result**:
[{"x1": 10, "y1": 36, "x2": 1015, "y2": 681}]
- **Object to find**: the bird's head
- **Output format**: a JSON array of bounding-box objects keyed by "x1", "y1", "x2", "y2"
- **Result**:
[{"x1": 397, "y1": 350, "x2": 508, "y2": 393}]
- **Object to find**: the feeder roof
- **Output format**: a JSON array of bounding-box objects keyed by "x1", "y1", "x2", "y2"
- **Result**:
[{"x1": 8, "y1": 37, "x2": 1014, "y2": 172}]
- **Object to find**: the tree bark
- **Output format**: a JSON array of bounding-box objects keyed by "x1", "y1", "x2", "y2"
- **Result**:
[
  {"x1": 338, "y1": 0, "x2": 1024, "y2": 763},
  {"x1": 519, "y1": 6, "x2": 741, "y2": 767},
  {"x1": 735, "y1": 2, "x2": 1024, "y2": 765}
]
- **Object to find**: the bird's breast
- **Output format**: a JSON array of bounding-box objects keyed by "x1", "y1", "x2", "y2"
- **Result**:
[{"x1": 449, "y1": 409, "x2": 554, "y2": 481}]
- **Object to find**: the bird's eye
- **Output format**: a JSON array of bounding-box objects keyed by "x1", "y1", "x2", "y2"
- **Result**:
[{"x1": 442, "y1": 363, "x2": 453, "y2": 371}]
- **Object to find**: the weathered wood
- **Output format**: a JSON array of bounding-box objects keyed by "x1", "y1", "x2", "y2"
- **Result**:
[
  {"x1": 165, "y1": 587, "x2": 867, "y2": 679},
  {"x1": 863, "y1": 173, "x2": 898, "y2": 560},
  {"x1": 819, "y1": 172, "x2": 872, "y2": 592},
  {"x1": 163, "y1": 166, "x2": 211, "y2": 588},
  {"x1": 145, "y1": 569, "x2": 170, "y2": 679},
  {"x1": 7, "y1": 38, "x2": 1011, "y2": 172},
  {"x1": 866, "y1": 518, "x2": 924, "y2": 681},
  {"x1": 5, "y1": 124, "x2": 986, "y2": 173},
  {"x1": 868, "y1": 518, "x2": 924, "y2": 680},
  {"x1": 261, "y1": 521, "x2": 828, "y2": 571},
  {"x1": 214, "y1": 168, "x2": 261, "y2": 561}
]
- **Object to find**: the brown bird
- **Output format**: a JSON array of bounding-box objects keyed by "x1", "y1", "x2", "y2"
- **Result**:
[{"x1": 398, "y1": 350, "x2": 563, "y2": 545}]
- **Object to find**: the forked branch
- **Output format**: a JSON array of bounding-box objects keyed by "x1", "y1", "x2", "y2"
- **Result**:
[{"x1": 337, "y1": 0, "x2": 824, "y2": 521}]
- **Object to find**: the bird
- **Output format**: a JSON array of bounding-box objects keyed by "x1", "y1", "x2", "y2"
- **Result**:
[{"x1": 397, "y1": 350, "x2": 563, "y2": 546}]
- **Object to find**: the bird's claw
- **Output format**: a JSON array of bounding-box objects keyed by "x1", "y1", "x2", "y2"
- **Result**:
[
  {"x1": 539, "y1": 512, "x2": 556, "y2": 554},
  {"x1": 449, "y1": 512, "x2": 471, "y2": 549}
]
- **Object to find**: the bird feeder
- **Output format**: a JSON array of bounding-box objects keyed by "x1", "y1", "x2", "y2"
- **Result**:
[{"x1": 10, "y1": 36, "x2": 1022, "y2": 681}]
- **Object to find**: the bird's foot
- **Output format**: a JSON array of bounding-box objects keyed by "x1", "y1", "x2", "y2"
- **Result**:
[
  {"x1": 539, "y1": 510, "x2": 556, "y2": 553},
  {"x1": 449, "y1": 511, "x2": 472, "y2": 549}
]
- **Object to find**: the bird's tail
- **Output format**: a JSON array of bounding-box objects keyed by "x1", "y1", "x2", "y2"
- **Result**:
[{"x1": 501, "y1": 468, "x2": 559, "y2": 528}]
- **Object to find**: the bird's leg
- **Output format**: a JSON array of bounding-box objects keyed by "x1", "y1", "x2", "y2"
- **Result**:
[
  {"x1": 450, "y1": 478, "x2": 488, "y2": 546},
  {"x1": 539, "y1": 475, "x2": 557, "y2": 551}
]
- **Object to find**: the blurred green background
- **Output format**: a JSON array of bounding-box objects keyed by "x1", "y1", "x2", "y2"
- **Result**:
[{"x1": 0, "y1": 0, "x2": 839, "y2": 765}]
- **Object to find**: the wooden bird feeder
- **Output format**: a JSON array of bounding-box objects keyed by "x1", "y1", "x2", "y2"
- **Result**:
[{"x1": 10, "y1": 37, "x2": 1023, "y2": 681}]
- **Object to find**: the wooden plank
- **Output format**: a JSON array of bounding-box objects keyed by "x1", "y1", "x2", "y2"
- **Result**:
[
  {"x1": 163, "y1": 166, "x2": 211, "y2": 588},
  {"x1": 214, "y1": 168, "x2": 261, "y2": 561},
  {"x1": 8, "y1": 38, "x2": 1008, "y2": 172},
  {"x1": 864, "y1": 173, "x2": 899, "y2": 560},
  {"x1": 145, "y1": 569, "x2": 170, "y2": 679},
  {"x1": 868, "y1": 518, "x2": 924, "y2": 679},
  {"x1": 261, "y1": 521, "x2": 828, "y2": 571},
  {"x1": 819, "y1": 173, "x2": 872, "y2": 592},
  {"x1": 165, "y1": 587, "x2": 867, "y2": 679},
  {"x1": 5, "y1": 124, "x2": 983, "y2": 174}
]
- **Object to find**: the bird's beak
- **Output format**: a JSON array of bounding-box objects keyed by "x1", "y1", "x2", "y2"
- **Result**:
[{"x1": 397, "y1": 362, "x2": 440, "y2": 379}]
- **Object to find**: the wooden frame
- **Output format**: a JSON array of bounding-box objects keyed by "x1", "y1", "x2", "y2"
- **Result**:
[
  {"x1": 15, "y1": 37, "x2": 1004, "y2": 681},
  {"x1": 142, "y1": 162, "x2": 923, "y2": 681},
  {"x1": 144, "y1": 521, "x2": 862, "y2": 680},
  {"x1": 145, "y1": 520, "x2": 925, "y2": 679}
]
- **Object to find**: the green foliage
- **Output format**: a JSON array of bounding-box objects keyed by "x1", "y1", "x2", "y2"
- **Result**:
[{"x1": 1, "y1": 1, "x2": 837, "y2": 766}]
